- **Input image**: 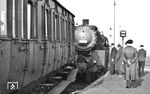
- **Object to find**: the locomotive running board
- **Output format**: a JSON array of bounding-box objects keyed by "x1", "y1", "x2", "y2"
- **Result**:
[{"x1": 48, "y1": 68, "x2": 78, "y2": 94}]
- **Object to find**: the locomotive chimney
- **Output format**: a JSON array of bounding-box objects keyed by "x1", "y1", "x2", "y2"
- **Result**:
[{"x1": 83, "y1": 19, "x2": 89, "y2": 25}]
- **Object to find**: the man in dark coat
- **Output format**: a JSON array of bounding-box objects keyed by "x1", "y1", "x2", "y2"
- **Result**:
[
  {"x1": 122, "y1": 39, "x2": 139, "y2": 88},
  {"x1": 138, "y1": 45, "x2": 147, "y2": 77},
  {"x1": 115, "y1": 44, "x2": 123, "y2": 77},
  {"x1": 109, "y1": 43, "x2": 117, "y2": 74}
]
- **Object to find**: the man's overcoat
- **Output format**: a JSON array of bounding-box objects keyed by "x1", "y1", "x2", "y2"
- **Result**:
[{"x1": 122, "y1": 46, "x2": 139, "y2": 80}]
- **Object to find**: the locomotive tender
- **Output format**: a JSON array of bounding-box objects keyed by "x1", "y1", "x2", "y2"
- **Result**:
[
  {"x1": 75, "y1": 19, "x2": 109, "y2": 81},
  {"x1": 0, "y1": 0, "x2": 75, "y2": 93}
]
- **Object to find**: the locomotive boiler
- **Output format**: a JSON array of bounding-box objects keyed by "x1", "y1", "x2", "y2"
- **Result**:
[{"x1": 75, "y1": 19, "x2": 109, "y2": 82}]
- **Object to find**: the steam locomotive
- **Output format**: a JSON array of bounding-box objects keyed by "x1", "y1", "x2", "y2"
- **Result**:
[
  {"x1": 0, "y1": 0, "x2": 75, "y2": 94},
  {"x1": 75, "y1": 19, "x2": 109, "y2": 82}
]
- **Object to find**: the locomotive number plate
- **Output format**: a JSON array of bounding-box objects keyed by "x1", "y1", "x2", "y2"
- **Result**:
[{"x1": 79, "y1": 40, "x2": 87, "y2": 43}]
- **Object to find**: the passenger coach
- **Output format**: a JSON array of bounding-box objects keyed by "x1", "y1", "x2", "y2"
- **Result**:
[{"x1": 0, "y1": 0, "x2": 75, "y2": 93}]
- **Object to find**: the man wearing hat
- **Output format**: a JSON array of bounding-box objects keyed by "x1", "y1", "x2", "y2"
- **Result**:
[
  {"x1": 138, "y1": 45, "x2": 147, "y2": 77},
  {"x1": 122, "y1": 39, "x2": 139, "y2": 88},
  {"x1": 115, "y1": 44, "x2": 123, "y2": 77},
  {"x1": 109, "y1": 43, "x2": 117, "y2": 74}
]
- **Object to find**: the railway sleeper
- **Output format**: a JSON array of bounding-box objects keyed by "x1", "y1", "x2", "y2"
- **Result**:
[
  {"x1": 33, "y1": 66, "x2": 74, "y2": 93},
  {"x1": 33, "y1": 83, "x2": 55, "y2": 93},
  {"x1": 56, "y1": 71, "x2": 70, "y2": 80}
]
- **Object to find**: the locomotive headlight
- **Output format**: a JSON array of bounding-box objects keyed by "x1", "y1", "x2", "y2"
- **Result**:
[{"x1": 93, "y1": 60, "x2": 96, "y2": 63}]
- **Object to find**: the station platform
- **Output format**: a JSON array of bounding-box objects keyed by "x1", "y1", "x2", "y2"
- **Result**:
[{"x1": 77, "y1": 66, "x2": 150, "y2": 94}]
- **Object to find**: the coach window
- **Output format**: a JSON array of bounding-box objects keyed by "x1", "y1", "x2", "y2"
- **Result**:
[
  {"x1": 70, "y1": 21, "x2": 72, "y2": 41},
  {"x1": 35, "y1": 5, "x2": 38, "y2": 39},
  {"x1": 47, "y1": 10, "x2": 51, "y2": 40},
  {"x1": 59, "y1": 16, "x2": 61, "y2": 41},
  {"x1": 21, "y1": 0, "x2": 24, "y2": 38},
  {"x1": 52, "y1": 12, "x2": 55, "y2": 41},
  {"x1": 66, "y1": 20, "x2": 68, "y2": 41},
  {"x1": 68, "y1": 21, "x2": 70, "y2": 41},
  {"x1": 45, "y1": 9, "x2": 48, "y2": 39},
  {"x1": 41, "y1": 6, "x2": 45, "y2": 39},
  {"x1": 54, "y1": 15, "x2": 57, "y2": 41},
  {"x1": 27, "y1": 1, "x2": 34, "y2": 39},
  {"x1": 0, "y1": 10, "x2": 6, "y2": 36},
  {"x1": 12, "y1": 0, "x2": 17, "y2": 38},
  {"x1": 64, "y1": 20, "x2": 66, "y2": 41},
  {"x1": 72, "y1": 23, "x2": 75, "y2": 41},
  {"x1": 60, "y1": 17, "x2": 63, "y2": 41},
  {"x1": 56, "y1": 15, "x2": 60, "y2": 41}
]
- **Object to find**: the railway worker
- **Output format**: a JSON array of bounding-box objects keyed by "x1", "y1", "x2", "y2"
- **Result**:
[
  {"x1": 109, "y1": 43, "x2": 117, "y2": 74},
  {"x1": 138, "y1": 45, "x2": 147, "y2": 77},
  {"x1": 115, "y1": 44, "x2": 123, "y2": 77},
  {"x1": 122, "y1": 39, "x2": 139, "y2": 88}
]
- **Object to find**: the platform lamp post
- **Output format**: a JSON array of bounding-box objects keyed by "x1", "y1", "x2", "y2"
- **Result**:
[
  {"x1": 114, "y1": 0, "x2": 116, "y2": 46},
  {"x1": 120, "y1": 30, "x2": 126, "y2": 47}
]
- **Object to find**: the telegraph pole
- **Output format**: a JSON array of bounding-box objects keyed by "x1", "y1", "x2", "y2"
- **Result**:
[{"x1": 114, "y1": 0, "x2": 116, "y2": 46}]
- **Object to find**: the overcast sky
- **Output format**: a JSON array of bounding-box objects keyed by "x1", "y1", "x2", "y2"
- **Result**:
[{"x1": 58, "y1": 0, "x2": 150, "y2": 55}]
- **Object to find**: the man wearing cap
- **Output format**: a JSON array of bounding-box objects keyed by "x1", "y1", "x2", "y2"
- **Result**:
[
  {"x1": 138, "y1": 45, "x2": 147, "y2": 77},
  {"x1": 109, "y1": 43, "x2": 117, "y2": 74},
  {"x1": 115, "y1": 44, "x2": 123, "y2": 77},
  {"x1": 122, "y1": 39, "x2": 139, "y2": 88}
]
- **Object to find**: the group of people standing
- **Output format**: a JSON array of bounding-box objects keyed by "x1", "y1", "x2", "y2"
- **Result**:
[{"x1": 109, "y1": 39, "x2": 147, "y2": 88}]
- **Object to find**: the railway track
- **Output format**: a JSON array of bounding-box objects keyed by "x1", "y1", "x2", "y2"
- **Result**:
[{"x1": 61, "y1": 69, "x2": 106, "y2": 94}]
